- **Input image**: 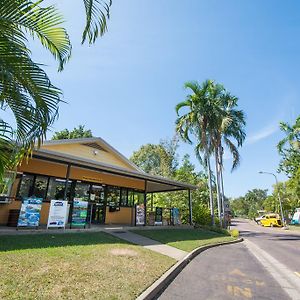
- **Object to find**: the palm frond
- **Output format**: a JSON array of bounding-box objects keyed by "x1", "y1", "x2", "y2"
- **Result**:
[
  {"x1": 82, "y1": 0, "x2": 112, "y2": 44},
  {"x1": 0, "y1": 0, "x2": 72, "y2": 71}
]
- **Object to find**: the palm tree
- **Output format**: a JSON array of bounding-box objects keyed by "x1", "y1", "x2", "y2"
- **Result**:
[
  {"x1": 175, "y1": 80, "x2": 221, "y2": 226},
  {"x1": 210, "y1": 92, "x2": 246, "y2": 226},
  {"x1": 278, "y1": 116, "x2": 300, "y2": 153},
  {"x1": 0, "y1": 0, "x2": 112, "y2": 181}
]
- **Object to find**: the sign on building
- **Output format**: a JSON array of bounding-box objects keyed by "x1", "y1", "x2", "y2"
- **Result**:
[
  {"x1": 17, "y1": 198, "x2": 43, "y2": 228},
  {"x1": 71, "y1": 198, "x2": 88, "y2": 227},
  {"x1": 47, "y1": 200, "x2": 68, "y2": 228},
  {"x1": 135, "y1": 204, "x2": 145, "y2": 226}
]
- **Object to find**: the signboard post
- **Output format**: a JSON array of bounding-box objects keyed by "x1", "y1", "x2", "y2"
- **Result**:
[
  {"x1": 135, "y1": 204, "x2": 145, "y2": 226},
  {"x1": 47, "y1": 200, "x2": 68, "y2": 229},
  {"x1": 17, "y1": 198, "x2": 43, "y2": 228},
  {"x1": 71, "y1": 198, "x2": 88, "y2": 228}
]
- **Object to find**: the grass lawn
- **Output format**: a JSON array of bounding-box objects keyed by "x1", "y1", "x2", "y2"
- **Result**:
[
  {"x1": 131, "y1": 228, "x2": 236, "y2": 252},
  {"x1": 0, "y1": 232, "x2": 175, "y2": 300}
]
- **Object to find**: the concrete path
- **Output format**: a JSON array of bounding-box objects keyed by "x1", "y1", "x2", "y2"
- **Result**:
[{"x1": 107, "y1": 230, "x2": 188, "y2": 261}]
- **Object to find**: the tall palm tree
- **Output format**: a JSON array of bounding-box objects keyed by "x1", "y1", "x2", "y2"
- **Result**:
[
  {"x1": 211, "y1": 92, "x2": 246, "y2": 226},
  {"x1": 0, "y1": 0, "x2": 112, "y2": 181},
  {"x1": 175, "y1": 80, "x2": 221, "y2": 226}
]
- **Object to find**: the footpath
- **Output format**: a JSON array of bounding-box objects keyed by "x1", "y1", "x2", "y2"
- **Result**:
[{"x1": 107, "y1": 230, "x2": 187, "y2": 261}]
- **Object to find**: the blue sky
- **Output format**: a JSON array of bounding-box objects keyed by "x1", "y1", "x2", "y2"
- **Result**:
[{"x1": 30, "y1": 0, "x2": 300, "y2": 197}]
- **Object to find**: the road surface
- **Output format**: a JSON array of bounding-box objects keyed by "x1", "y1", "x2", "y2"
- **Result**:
[{"x1": 159, "y1": 219, "x2": 300, "y2": 300}]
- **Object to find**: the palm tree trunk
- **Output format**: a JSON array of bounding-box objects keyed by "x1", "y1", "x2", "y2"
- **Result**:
[
  {"x1": 214, "y1": 147, "x2": 222, "y2": 227},
  {"x1": 205, "y1": 145, "x2": 215, "y2": 226},
  {"x1": 218, "y1": 145, "x2": 226, "y2": 228}
]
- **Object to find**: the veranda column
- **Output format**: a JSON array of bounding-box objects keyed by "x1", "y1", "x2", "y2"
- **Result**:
[
  {"x1": 144, "y1": 180, "x2": 147, "y2": 226},
  {"x1": 188, "y1": 189, "x2": 193, "y2": 225}
]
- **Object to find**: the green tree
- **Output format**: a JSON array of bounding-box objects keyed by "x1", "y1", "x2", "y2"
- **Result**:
[
  {"x1": 130, "y1": 138, "x2": 178, "y2": 177},
  {"x1": 176, "y1": 80, "x2": 220, "y2": 225},
  {"x1": 52, "y1": 125, "x2": 93, "y2": 140},
  {"x1": 210, "y1": 91, "x2": 246, "y2": 224},
  {"x1": 277, "y1": 116, "x2": 300, "y2": 178}
]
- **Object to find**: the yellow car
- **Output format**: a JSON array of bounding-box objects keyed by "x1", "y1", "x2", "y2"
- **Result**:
[{"x1": 259, "y1": 214, "x2": 283, "y2": 227}]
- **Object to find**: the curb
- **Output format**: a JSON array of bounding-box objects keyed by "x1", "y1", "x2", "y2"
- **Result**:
[{"x1": 136, "y1": 237, "x2": 244, "y2": 300}]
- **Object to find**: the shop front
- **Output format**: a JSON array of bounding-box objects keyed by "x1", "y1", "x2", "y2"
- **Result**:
[{"x1": 0, "y1": 138, "x2": 197, "y2": 228}]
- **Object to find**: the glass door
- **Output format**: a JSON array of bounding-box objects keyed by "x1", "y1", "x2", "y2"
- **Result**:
[{"x1": 89, "y1": 184, "x2": 106, "y2": 224}]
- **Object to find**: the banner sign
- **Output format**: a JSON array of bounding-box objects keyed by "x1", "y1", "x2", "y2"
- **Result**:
[
  {"x1": 135, "y1": 204, "x2": 145, "y2": 226},
  {"x1": 171, "y1": 208, "x2": 180, "y2": 225},
  {"x1": 71, "y1": 198, "x2": 88, "y2": 226},
  {"x1": 17, "y1": 198, "x2": 43, "y2": 227},
  {"x1": 47, "y1": 200, "x2": 68, "y2": 228},
  {"x1": 155, "y1": 207, "x2": 163, "y2": 225}
]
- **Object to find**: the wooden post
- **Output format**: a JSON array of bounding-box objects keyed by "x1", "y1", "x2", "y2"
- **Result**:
[
  {"x1": 144, "y1": 180, "x2": 147, "y2": 226},
  {"x1": 188, "y1": 189, "x2": 193, "y2": 225}
]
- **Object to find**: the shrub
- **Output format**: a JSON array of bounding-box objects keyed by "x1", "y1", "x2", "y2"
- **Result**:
[
  {"x1": 229, "y1": 229, "x2": 239, "y2": 238},
  {"x1": 193, "y1": 204, "x2": 211, "y2": 226}
]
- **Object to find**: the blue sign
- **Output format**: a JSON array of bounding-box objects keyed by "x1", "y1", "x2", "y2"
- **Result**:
[{"x1": 17, "y1": 198, "x2": 43, "y2": 227}]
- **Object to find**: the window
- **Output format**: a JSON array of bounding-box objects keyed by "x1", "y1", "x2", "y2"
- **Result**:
[
  {"x1": 120, "y1": 188, "x2": 128, "y2": 206},
  {"x1": 47, "y1": 178, "x2": 71, "y2": 201},
  {"x1": 127, "y1": 190, "x2": 134, "y2": 207},
  {"x1": 74, "y1": 181, "x2": 90, "y2": 201},
  {"x1": 134, "y1": 191, "x2": 144, "y2": 205},
  {"x1": 31, "y1": 176, "x2": 48, "y2": 199},
  {"x1": 18, "y1": 174, "x2": 34, "y2": 199},
  {"x1": 106, "y1": 186, "x2": 120, "y2": 209}
]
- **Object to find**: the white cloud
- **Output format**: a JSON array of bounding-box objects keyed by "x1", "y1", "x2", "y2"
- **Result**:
[{"x1": 246, "y1": 123, "x2": 278, "y2": 145}]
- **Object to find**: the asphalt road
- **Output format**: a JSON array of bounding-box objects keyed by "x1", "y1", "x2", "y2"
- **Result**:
[
  {"x1": 159, "y1": 219, "x2": 300, "y2": 300},
  {"x1": 234, "y1": 218, "x2": 300, "y2": 275}
]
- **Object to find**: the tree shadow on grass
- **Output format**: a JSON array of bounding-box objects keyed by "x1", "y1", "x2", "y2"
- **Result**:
[{"x1": 0, "y1": 231, "x2": 129, "y2": 252}]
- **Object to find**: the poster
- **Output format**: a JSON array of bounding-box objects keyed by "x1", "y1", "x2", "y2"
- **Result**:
[
  {"x1": 71, "y1": 198, "x2": 88, "y2": 226},
  {"x1": 17, "y1": 198, "x2": 43, "y2": 227},
  {"x1": 47, "y1": 200, "x2": 68, "y2": 228},
  {"x1": 171, "y1": 208, "x2": 181, "y2": 225},
  {"x1": 155, "y1": 207, "x2": 163, "y2": 225},
  {"x1": 135, "y1": 204, "x2": 145, "y2": 225}
]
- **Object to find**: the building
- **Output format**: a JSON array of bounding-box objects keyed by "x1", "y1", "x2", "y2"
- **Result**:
[{"x1": 0, "y1": 137, "x2": 197, "y2": 227}]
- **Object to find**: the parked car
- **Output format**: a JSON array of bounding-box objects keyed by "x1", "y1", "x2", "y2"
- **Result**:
[{"x1": 260, "y1": 214, "x2": 283, "y2": 227}]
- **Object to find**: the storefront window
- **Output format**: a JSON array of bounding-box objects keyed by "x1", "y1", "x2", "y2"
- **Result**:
[
  {"x1": 18, "y1": 174, "x2": 34, "y2": 199},
  {"x1": 47, "y1": 178, "x2": 71, "y2": 201},
  {"x1": 107, "y1": 186, "x2": 120, "y2": 209},
  {"x1": 120, "y1": 188, "x2": 128, "y2": 206},
  {"x1": 134, "y1": 191, "x2": 144, "y2": 205},
  {"x1": 74, "y1": 181, "x2": 90, "y2": 201},
  {"x1": 128, "y1": 190, "x2": 134, "y2": 207},
  {"x1": 31, "y1": 176, "x2": 48, "y2": 199}
]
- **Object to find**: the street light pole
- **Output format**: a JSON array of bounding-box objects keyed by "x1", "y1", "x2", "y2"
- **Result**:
[{"x1": 259, "y1": 171, "x2": 285, "y2": 225}]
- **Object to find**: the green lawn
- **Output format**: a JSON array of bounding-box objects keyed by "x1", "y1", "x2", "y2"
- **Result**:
[
  {"x1": 131, "y1": 228, "x2": 236, "y2": 252},
  {"x1": 0, "y1": 232, "x2": 175, "y2": 300}
]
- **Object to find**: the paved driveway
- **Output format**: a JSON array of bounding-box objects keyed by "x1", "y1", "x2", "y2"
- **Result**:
[{"x1": 159, "y1": 219, "x2": 300, "y2": 300}]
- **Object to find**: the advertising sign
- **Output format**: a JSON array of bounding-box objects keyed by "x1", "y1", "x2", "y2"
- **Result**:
[
  {"x1": 135, "y1": 204, "x2": 145, "y2": 226},
  {"x1": 71, "y1": 198, "x2": 88, "y2": 227},
  {"x1": 291, "y1": 209, "x2": 300, "y2": 225},
  {"x1": 171, "y1": 208, "x2": 180, "y2": 225},
  {"x1": 47, "y1": 200, "x2": 68, "y2": 228},
  {"x1": 155, "y1": 207, "x2": 163, "y2": 225},
  {"x1": 17, "y1": 198, "x2": 43, "y2": 227}
]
